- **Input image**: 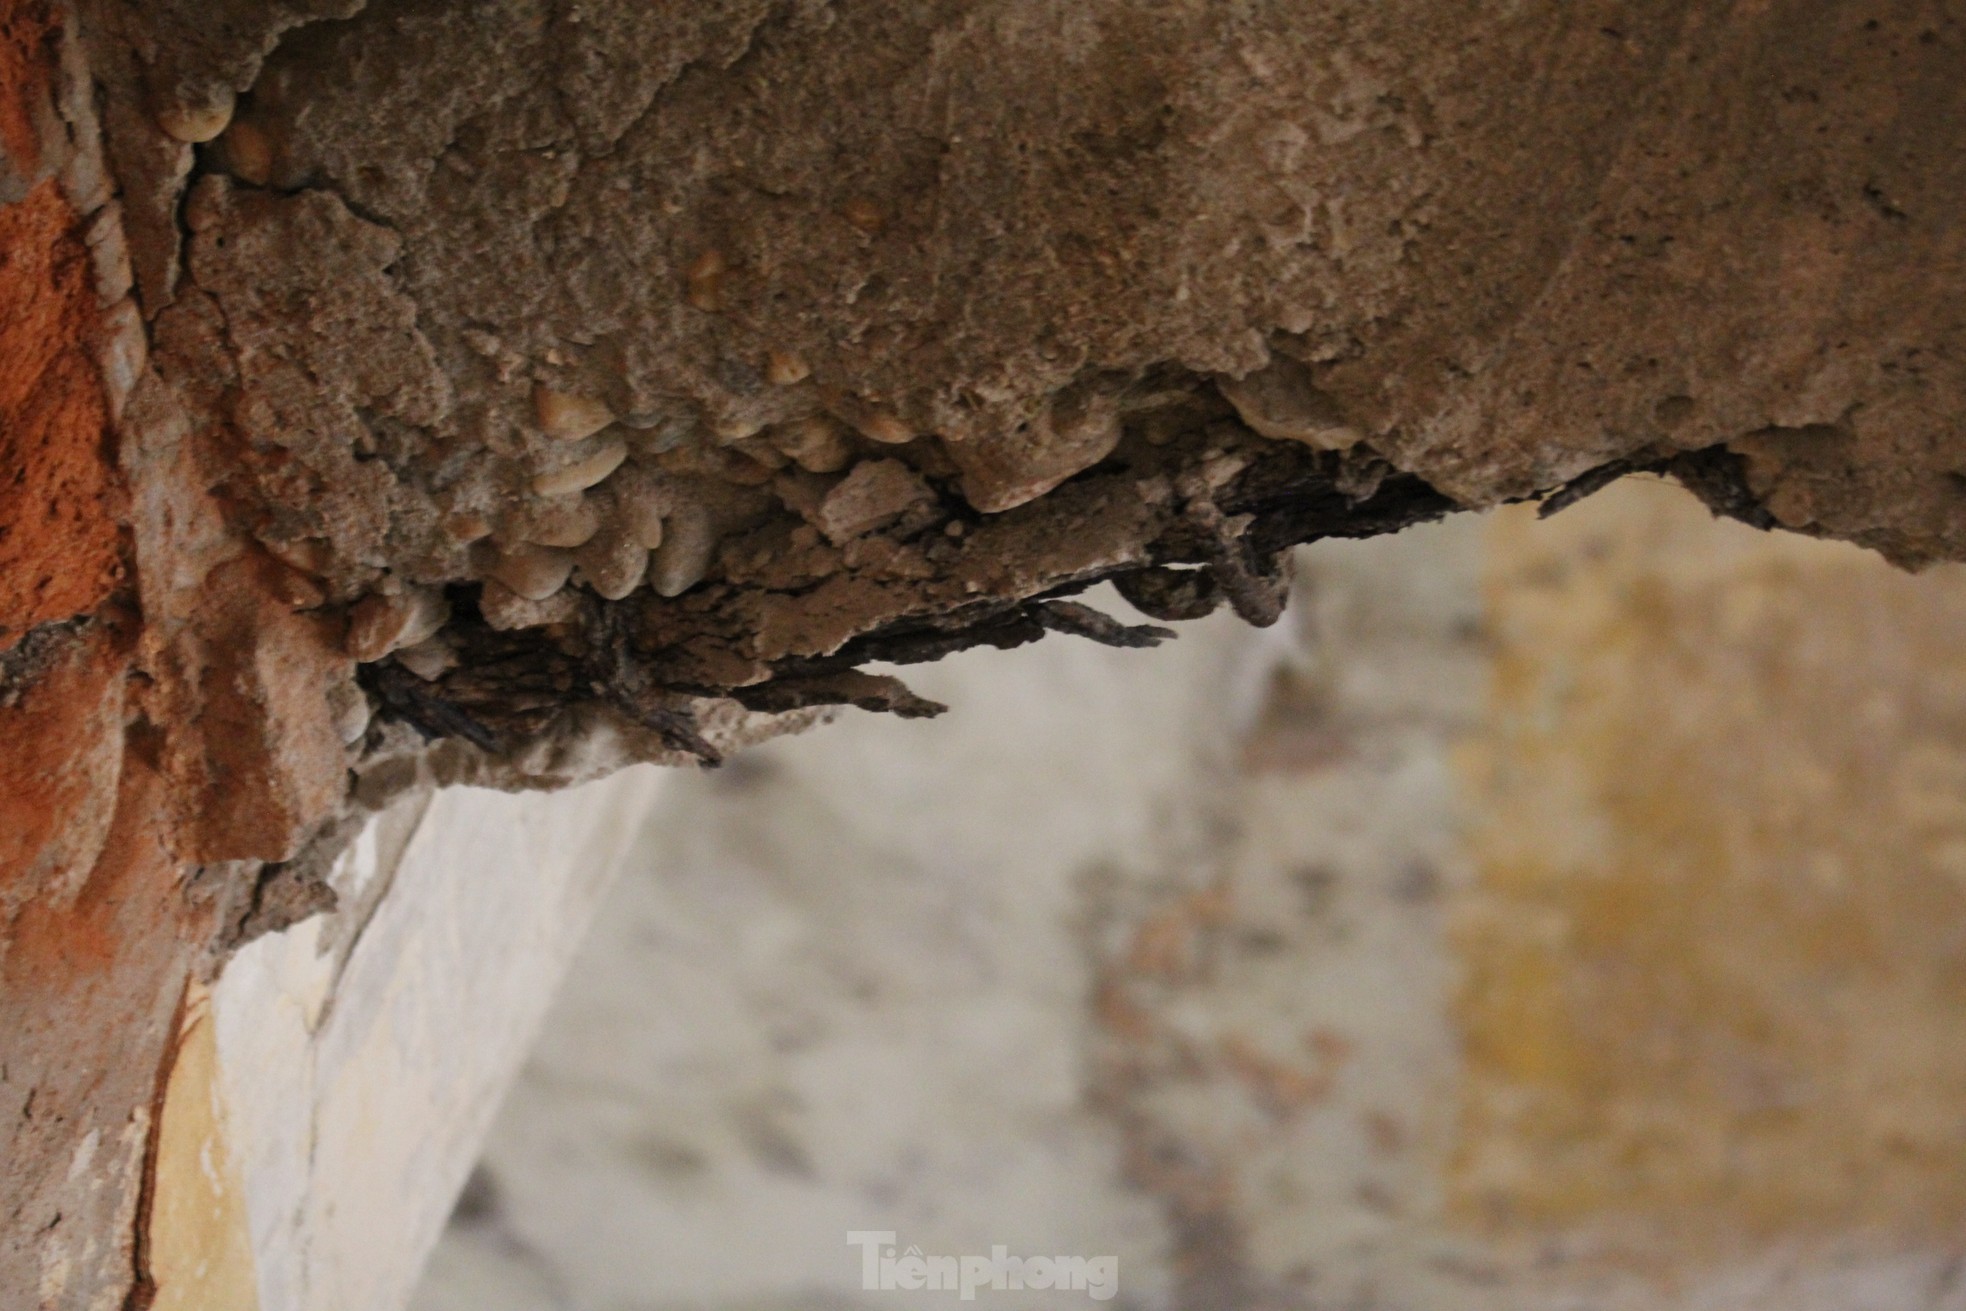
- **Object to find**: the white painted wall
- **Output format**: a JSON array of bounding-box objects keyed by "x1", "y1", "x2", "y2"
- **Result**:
[{"x1": 211, "y1": 766, "x2": 673, "y2": 1311}]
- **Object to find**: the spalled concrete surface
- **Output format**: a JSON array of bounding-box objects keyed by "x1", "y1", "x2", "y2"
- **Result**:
[
  {"x1": 79, "y1": 0, "x2": 1966, "y2": 788},
  {"x1": 112, "y1": 1, "x2": 1966, "y2": 551}
]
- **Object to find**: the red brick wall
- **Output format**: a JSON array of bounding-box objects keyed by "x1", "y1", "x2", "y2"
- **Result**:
[
  {"x1": 0, "y1": 7, "x2": 208, "y2": 1307},
  {"x1": 0, "y1": 180, "x2": 125, "y2": 645}
]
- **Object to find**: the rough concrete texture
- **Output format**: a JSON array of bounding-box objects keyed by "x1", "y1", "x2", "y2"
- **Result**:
[
  {"x1": 79, "y1": 0, "x2": 1966, "y2": 798},
  {"x1": 416, "y1": 487, "x2": 1966, "y2": 1311},
  {"x1": 1, "y1": 0, "x2": 1963, "y2": 1306},
  {"x1": 23, "y1": 0, "x2": 1955, "y2": 856}
]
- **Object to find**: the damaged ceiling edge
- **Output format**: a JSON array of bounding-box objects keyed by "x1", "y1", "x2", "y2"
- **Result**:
[{"x1": 32, "y1": 0, "x2": 1965, "y2": 950}]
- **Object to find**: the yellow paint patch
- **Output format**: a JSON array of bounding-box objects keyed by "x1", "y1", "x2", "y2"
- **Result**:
[
  {"x1": 150, "y1": 984, "x2": 261, "y2": 1311},
  {"x1": 1453, "y1": 479, "x2": 1966, "y2": 1263}
]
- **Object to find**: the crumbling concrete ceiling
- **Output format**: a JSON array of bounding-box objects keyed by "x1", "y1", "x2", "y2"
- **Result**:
[
  {"x1": 54, "y1": 0, "x2": 1966, "y2": 829},
  {"x1": 71, "y1": 0, "x2": 1962, "y2": 840}
]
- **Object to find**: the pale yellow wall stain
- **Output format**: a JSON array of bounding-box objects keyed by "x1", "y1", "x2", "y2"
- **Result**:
[
  {"x1": 149, "y1": 983, "x2": 261, "y2": 1311},
  {"x1": 1453, "y1": 478, "x2": 1966, "y2": 1263}
]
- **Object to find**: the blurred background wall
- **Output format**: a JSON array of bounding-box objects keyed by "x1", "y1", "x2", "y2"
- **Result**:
[{"x1": 414, "y1": 479, "x2": 1966, "y2": 1311}]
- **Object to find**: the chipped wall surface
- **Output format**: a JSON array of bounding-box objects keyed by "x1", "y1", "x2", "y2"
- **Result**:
[
  {"x1": 126, "y1": 766, "x2": 674, "y2": 1311},
  {"x1": 148, "y1": 989, "x2": 258, "y2": 1311},
  {"x1": 418, "y1": 486, "x2": 1966, "y2": 1311},
  {"x1": 205, "y1": 769, "x2": 672, "y2": 1311}
]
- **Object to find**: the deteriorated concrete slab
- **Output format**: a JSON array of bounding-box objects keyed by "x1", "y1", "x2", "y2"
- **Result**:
[
  {"x1": 86, "y1": 0, "x2": 1966, "y2": 807},
  {"x1": 1, "y1": 1, "x2": 1963, "y2": 1306}
]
